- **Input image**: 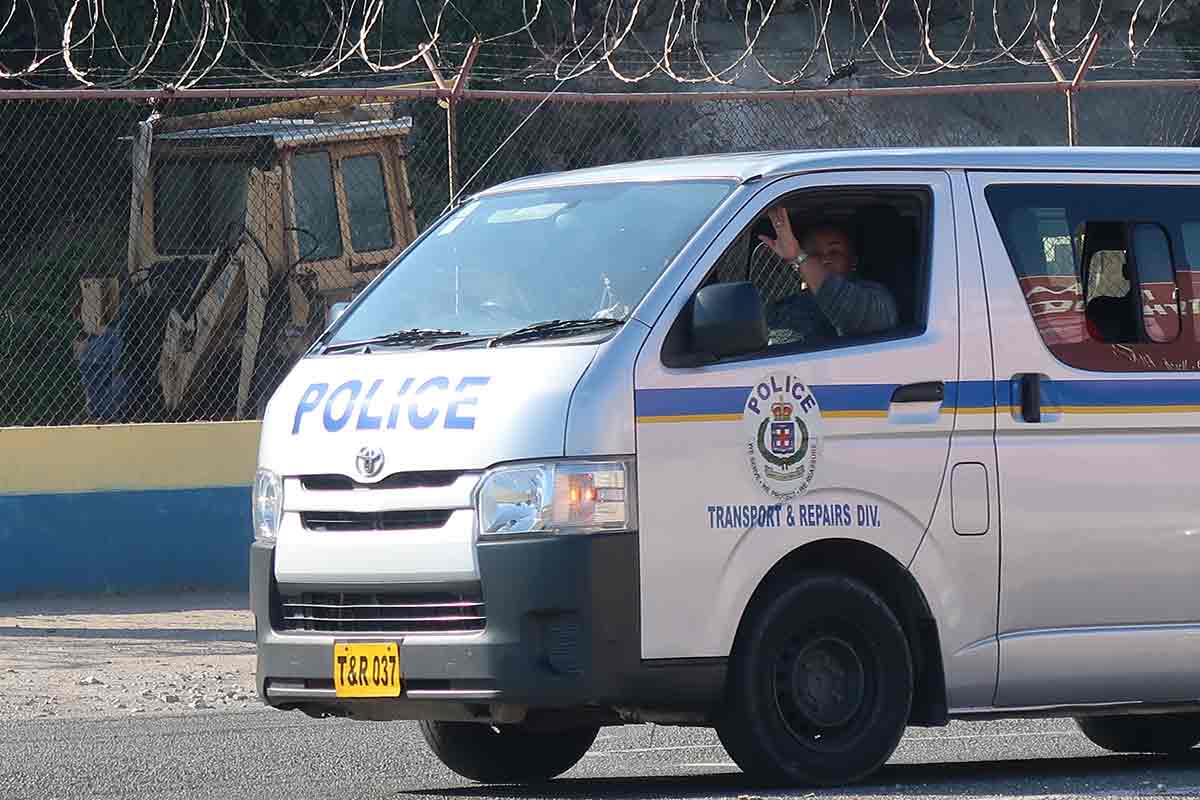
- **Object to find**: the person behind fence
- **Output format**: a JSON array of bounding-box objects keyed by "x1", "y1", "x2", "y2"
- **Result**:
[{"x1": 756, "y1": 206, "x2": 898, "y2": 346}]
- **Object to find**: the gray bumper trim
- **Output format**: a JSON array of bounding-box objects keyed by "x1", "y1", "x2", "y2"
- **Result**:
[
  {"x1": 250, "y1": 534, "x2": 725, "y2": 717},
  {"x1": 264, "y1": 682, "x2": 335, "y2": 700},
  {"x1": 264, "y1": 681, "x2": 502, "y2": 703}
]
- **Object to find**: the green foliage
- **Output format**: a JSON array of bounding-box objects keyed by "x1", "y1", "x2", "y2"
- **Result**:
[{"x1": 0, "y1": 215, "x2": 124, "y2": 426}]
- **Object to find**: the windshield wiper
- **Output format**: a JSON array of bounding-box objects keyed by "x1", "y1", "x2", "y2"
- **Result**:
[
  {"x1": 486, "y1": 318, "x2": 624, "y2": 347},
  {"x1": 323, "y1": 328, "x2": 469, "y2": 354}
]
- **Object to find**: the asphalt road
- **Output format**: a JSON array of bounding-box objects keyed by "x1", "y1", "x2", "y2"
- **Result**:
[{"x1": 5, "y1": 711, "x2": 1200, "y2": 800}]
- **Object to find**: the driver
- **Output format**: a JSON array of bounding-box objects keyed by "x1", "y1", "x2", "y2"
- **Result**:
[{"x1": 757, "y1": 206, "x2": 898, "y2": 346}]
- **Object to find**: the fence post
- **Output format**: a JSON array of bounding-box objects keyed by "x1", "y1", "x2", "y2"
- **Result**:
[
  {"x1": 1067, "y1": 34, "x2": 1102, "y2": 147},
  {"x1": 1035, "y1": 39, "x2": 1072, "y2": 145},
  {"x1": 445, "y1": 39, "x2": 480, "y2": 205},
  {"x1": 1037, "y1": 33, "x2": 1101, "y2": 146},
  {"x1": 446, "y1": 98, "x2": 459, "y2": 202},
  {"x1": 422, "y1": 45, "x2": 457, "y2": 202}
]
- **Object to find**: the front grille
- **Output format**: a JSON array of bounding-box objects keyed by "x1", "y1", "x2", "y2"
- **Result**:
[
  {"x1": 278, "y1": 590, "x2": 486, "y2": 634},
  {"x1": 300, "y1": 471, "x2": 464, "y2": 491},
  {"x1": 301, "y1": 509, "x2": 454, "y2": 532}
]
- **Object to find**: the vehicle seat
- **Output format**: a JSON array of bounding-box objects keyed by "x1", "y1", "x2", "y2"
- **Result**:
[
  {"x1": 852, "y1": 203, "x2": 919, "y2": 329},
  {"x1": 1082, "y1": 222, "x2": 1135, "y2": 342},
  {"x1": 1086, "y1": 294, "x2": 1136, "y2": 342}
]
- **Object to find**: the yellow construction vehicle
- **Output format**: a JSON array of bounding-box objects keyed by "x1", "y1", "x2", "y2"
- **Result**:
[{"x1": 75, "y1": 96, "x2": 420, "y2": 422}]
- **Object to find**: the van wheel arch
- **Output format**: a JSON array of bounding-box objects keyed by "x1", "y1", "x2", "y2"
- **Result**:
[{"x1": 728, "y1": 538, "x2": 948, "y2": 727}]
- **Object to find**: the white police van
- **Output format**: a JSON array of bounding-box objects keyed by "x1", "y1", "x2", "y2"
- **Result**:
[{"x1": 251, "y1": 148, "x2": 1200, "y2": 787}]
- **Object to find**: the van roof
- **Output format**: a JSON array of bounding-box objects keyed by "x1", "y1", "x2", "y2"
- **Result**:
[{"x1": 476, "y1": 147, "x2": 1200, "y2": 195}]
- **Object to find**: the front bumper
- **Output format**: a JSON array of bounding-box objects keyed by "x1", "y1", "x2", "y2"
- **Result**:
[{"x1": 250, "y1": 531, "x2": 654, "y2": 719}]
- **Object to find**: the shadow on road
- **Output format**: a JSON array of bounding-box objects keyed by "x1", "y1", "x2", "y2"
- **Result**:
[
  {"x1": 0, "y1": 626, "x2": 253, "y2": 642},
  {"x1": 403, "y1": 751, "x2": 1200, "y2": 798},
  {"x1": 0, "y1": 590, "x2": 249, "y2": 617}
]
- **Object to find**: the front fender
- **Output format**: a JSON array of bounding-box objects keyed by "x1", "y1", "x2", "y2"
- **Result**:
[{"x1": 707, "y1": 499, "x2": 926, "y2": 658}]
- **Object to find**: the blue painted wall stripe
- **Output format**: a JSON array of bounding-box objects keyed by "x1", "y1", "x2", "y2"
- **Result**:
[{"x1": 0, "y1": 486, "x2": 251, "y2": 596}]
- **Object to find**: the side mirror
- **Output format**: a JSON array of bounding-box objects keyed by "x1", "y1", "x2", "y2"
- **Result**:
[
  {"x1": 691, "y1": 281, "x2": 768, "y2": 360},
  {"x1": 327, "y1": 301, "x2": 350, "y2": 327}
]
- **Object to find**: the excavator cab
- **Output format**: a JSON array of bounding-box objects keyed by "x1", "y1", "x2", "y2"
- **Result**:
[{"x1": 76, "y1": 99, "x2": 418, "y2": 422}]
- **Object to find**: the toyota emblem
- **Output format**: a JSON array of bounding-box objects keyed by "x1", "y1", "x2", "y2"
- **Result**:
[{"x1": 355, "y1": 446, "x2": 385, "y2": 479}]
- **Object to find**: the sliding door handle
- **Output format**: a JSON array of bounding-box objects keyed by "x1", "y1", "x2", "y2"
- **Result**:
[
  {"x1": 891, "y1": 381, "x2": 945, "y2": 403},
  {"x1": 1019, "y1": 373, "x2": 1042, "y2": 423}
]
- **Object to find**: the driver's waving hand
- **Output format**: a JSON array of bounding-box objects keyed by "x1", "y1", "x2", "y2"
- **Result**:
[{"x1": 757, "y1": 206, "x2": 898, "y2": 347}]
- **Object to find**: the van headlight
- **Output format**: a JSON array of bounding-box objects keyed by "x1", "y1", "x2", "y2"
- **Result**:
[
  {"x1": 253, "y1": 468, "x2": 283, "y2": 541},
  {"x1": 476, "y1": 459, "x2": 635, "y2": 536}
]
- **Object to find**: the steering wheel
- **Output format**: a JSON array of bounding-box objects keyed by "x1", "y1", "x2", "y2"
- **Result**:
[
  {"x1": 219, "y1": 219, "x2": 247, "y2": 253},
  {"x1": 478, "y1": 300, "x2": 513, "y2": 320},
  {"x1": 287, "y1": 227, "x2": 321, "y2": 263},
  {"x1": 477, "y1": 300, "x2": 532, "y2": 327}
]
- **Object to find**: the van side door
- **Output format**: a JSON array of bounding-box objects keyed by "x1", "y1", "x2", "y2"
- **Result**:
[
  {"x1": 970, "y1": 171, "x2": 1200, "y2": 707},
  {"x1": 633, "y1": 170, "x2": 966, "y2": 665}
]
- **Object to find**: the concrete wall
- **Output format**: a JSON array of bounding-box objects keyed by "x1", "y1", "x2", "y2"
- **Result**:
[{"x1": 0, "y1": 422, "x2": 259, "y2": 596}]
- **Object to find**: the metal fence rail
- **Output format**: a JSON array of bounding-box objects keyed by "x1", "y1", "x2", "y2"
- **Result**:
[{"x1": 1, "y1": 81, "x2": 1198, "y2": 427}]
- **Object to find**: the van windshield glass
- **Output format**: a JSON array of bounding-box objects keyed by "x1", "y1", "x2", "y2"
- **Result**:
[{"x1": 327, "y1": 180, "x2": 733, "y2": 345}]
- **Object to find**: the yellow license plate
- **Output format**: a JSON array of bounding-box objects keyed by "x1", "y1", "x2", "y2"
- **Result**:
[{"x1": 333, "y1": 642, "x2": 401, "y2": 698}]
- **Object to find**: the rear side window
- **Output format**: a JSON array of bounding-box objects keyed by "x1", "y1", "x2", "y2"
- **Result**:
[{"x1": 986, "y1": 184, "x2": 1199, "y2": 372}]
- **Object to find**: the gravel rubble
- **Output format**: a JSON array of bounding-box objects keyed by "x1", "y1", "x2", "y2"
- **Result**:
[{"x1": 0, "y1": 591, "x2": 265, "y2": 721}]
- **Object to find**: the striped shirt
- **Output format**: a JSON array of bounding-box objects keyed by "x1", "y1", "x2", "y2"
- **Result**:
[{"x1": 766, "y1": 273, "x2": 899, "y2": 347}]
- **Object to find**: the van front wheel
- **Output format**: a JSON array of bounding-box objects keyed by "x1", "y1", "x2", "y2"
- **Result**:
[
  {"x1": 1076, "y1": 714, "x2": 1200, "y2": 754},
  {"x1": 717, "y1": 574, "x2": 914, "y2": 787},
  {"x1": 419, "y1": 720, "x2": 599, "y2": 783}
]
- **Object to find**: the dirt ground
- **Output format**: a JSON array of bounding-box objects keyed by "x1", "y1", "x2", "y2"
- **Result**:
[{"x1": 0, "y1": 591, "x2": 264, "y2": 721}]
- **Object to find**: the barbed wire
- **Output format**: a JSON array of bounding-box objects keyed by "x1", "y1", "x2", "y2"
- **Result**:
[{"x1": 0, "y1": 0, "x2": 1191, "y2": 90}]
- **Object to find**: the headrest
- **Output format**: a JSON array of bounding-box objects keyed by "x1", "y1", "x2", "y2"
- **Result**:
[
  {"x1": 1082, "y1": 221, "x2": 1129, "y2": 282},
  {"x1": 852, "y1": 203, "x2": 915, "y2": 276},
  {"x1": 1084, "y1": 221, "x2": 1125, "y2": 253}
]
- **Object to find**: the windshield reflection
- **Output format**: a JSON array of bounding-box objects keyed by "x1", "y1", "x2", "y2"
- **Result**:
[{"x1": 326, "y1": 179, "x2": 733, "y2": 347}]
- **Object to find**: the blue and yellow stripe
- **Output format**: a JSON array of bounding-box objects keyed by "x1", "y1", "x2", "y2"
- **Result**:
[
  {"x1": 635, "y1": 379, "x2": 1200, "y2": 424},
  {"x1": 1, "y1": 421, "x2": 260, "y2": 596}
]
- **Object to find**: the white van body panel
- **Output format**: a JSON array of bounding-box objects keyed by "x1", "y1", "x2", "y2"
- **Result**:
[
  {"x1": 261, "y1": 346, "x2": 600, "y2": 584},
  {"x1": 273, "y1": 509, "x2": 480, "y2": 585},
  {"x1": 969, "y1": 170, "x2": 1200, "y2": 707},
  {"x1": 908, "y1": 169, "x2": 1002, "y2": 711},
  {"x1": 563, "y1": 319, "x2": 650, "y2": 458},
  {"x1": 633, "y1": 170, "x2": 964, "y2": 660}
]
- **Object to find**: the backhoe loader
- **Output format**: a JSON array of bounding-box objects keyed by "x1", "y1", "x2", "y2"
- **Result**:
[{"x1": 75, "y1": 96, "x2": 419, "y2": 422}]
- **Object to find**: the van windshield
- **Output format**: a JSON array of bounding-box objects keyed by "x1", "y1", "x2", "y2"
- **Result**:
[{"x1": 327, "y1": 179, "x2": 734, "y2": 345}]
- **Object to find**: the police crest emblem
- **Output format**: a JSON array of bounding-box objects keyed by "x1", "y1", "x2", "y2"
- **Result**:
[{"x1": 743, "y1": 374, "x2": 822, "y2": 500}]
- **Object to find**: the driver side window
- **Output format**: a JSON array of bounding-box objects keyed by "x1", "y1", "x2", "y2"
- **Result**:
[{"x1": 666, "y1": 187, "x2": 931, "y2": 366}]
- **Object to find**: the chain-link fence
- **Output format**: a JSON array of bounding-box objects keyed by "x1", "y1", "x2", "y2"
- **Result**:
[{"x1": 1, "y1": 83, "x2": 1197, "y2": 427}]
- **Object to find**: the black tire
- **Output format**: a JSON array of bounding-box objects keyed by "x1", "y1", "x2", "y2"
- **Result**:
[
  {"x1": 419, "y1": 719, "x2": 599, "y2": 783},
  {"x1": 717, "y1": 573, "x2": 913, "y2": 787},
  {"x1": 1076, "y1": 714, "x2": 1200, "y2": 754}
]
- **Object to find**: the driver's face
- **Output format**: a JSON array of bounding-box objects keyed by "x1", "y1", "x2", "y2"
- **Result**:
[{"x1": 802, "y1": 228, "x2": 855, "y2": 276}]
